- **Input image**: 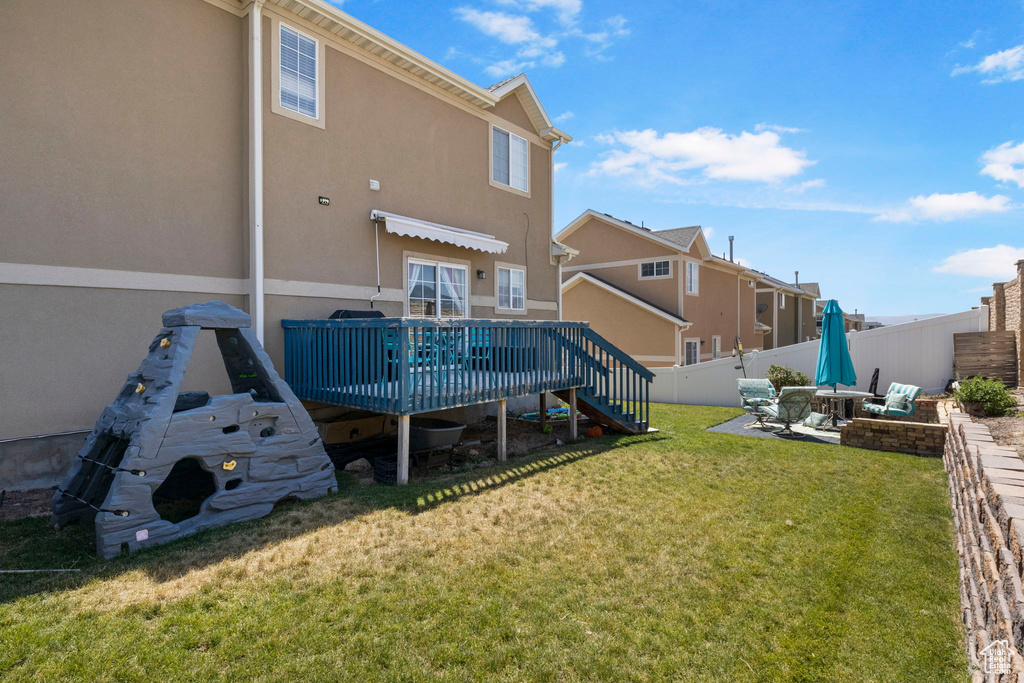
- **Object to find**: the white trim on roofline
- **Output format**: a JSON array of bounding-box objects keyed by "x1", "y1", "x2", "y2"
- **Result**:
[
  {"x1": 487, "y1": 74, "x2": 571, "y2": 144},
  {"x1": 562, "y1": 272, "x2": 691, "y2": 329},
  {"x1": 556, "y1": 209, "x2": 698, "y2": 255}
]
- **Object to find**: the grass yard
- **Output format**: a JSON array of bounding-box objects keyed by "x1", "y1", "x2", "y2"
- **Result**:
[{"x1": 0, "y1": 405, "x2": 966, "y2": 681}]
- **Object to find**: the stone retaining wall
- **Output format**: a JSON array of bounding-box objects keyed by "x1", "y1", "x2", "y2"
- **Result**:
[
  {"x1": 944, "y1": 403, "x2": 1024, "y2": 680},
  {"x1": 839, "y1": 417, "x2": 945, "y2": 456}
]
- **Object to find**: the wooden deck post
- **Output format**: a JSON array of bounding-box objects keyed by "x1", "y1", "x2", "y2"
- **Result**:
[
  {"x1": 539, "y1": 392, "x2": 547, "y2": 431},
  {"x1": 497, "y1": 399, "x2": 507, "y2": 462},
  {"x1": 568, "y1": 388, "x2": 578, "y2": 440},
  {"x1": 397, "y1": 414, "x2": 410, "y2": 485}
]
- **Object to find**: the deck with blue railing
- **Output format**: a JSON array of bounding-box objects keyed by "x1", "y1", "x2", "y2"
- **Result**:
[{"x1": 281, "y1": 318, "x2": 653, "y2": 432}]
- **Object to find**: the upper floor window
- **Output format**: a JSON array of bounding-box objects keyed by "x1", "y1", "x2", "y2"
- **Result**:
[
  {"x1": 497, "y1": 267, "x2": 525, "y2": 311},
  {"x1": 280, "y1": 24, "x2": 318, "y2": 119},
  {"x1": 712, "y1": 336, "x2": 721, "y2": 359},
  {"x1": 779, "y1": 293, "x2": 786, "y2": 309},
  {"x1": 492, "y1": 126, "x2": 529, "y2": 193},
  {"x1": 408, "y1": 259, "x2": 468, "y2": 318},
  {"x1": 686, "y1": 262, "x2": 700, "y2": 294},
  {"x1": 640, "y1": 260, "x2": 671, "y2": 279}
]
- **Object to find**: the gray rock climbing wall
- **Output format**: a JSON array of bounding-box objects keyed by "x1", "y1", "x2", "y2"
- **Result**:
[{"x1": 51, "y1": 302, "x2": 336, "y2": 558}]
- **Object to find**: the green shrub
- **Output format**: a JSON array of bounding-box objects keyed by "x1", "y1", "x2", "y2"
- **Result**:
[
  {"x1": 765, "y1": 364, "x2": 812, "y2": 392},
  {"x1": 955, "y1": 376, "x2": 1017, "y2": 416}
]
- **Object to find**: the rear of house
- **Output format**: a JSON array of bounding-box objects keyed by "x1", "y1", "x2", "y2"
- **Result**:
[{"x1": 0, "y1": 0, "x2": 576, "y2": 487}]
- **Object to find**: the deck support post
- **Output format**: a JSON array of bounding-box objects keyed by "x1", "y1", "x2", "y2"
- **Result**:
[
  {"x1": 539, "y1": 392, "x2": 547, "y2": 431},
  {"x1": 568, "y1": 388, "x2": 578, "y2": 440},
  {"x1": 497, "y1": 399, "x2": 507, "y2": 462},
  {"x1": 397, "y1": 414, "x2": 410, "y2": 485}
]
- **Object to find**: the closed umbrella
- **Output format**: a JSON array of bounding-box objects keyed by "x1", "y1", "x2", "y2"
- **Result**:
[{"x1": 815, "y1": 300, "x2": 857, "y2": 390}]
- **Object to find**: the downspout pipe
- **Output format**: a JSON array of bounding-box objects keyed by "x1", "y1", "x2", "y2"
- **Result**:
[{"x1": 249, "y1": 0, "x2": 266, "y2": 342}]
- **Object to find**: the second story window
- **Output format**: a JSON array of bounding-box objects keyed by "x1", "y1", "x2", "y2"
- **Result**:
[
  {"x1": 686, "y1": 262, "x2": 700, "y2": 294},
  {"x1": 640, "y1": 261, "x2": 671, "y2": 279},
  {"x1": 280, "y1": 24, "x2": 318, "y2": 119},
  {"x1": 492, "y1": 127, "x2": 529, "y2": 193},
  {"x1": 780, "y1": 293, "x2": 786, "y2": 309},
  {"x1": 497, "y1": 267, "x2": 525, "y2": 311}
]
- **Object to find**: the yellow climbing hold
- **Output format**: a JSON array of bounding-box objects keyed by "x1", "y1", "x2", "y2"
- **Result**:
[
  {"x1": 135, "y1": 383, "x2": 146, "y2": 394},
  {"x1": 159, "y1": 338, "x2": 171, "y2": 348},
  {"x1": 222, "y1": 460, "x2": 237, "y2": 471}
]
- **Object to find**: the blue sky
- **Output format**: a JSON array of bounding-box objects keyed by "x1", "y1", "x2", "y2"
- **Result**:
[{"x1": 338, "y1": 0, "x2": 1024, "y2": 317}]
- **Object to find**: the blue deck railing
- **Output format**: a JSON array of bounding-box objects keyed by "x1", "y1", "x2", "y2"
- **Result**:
[{"x1": 281, "y1": 318, "x2": 652, "y2": 428}]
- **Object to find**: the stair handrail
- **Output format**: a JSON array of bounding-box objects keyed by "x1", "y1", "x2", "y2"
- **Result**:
[{"x1": 581, "y1": 328, "x2": 655, "y2": 381}]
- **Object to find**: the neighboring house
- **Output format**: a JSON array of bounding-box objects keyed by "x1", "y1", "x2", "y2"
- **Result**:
[
  {"x1": 1, "y1": 0, "x2": 577, "y2": 465},
  {"x1": 753, "y1": 273, "x2": 819, "y2": 350},
  {"x1": 556, "y1": 210, "x2": 757, "y2": 367},
  {"x1": 844, "y1": 312, "x2": 866, "y2": 332}
]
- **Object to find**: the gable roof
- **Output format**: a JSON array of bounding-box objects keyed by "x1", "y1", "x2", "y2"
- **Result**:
[
  {"x1": 562, "y1": 272, "x2": 690, "y2": 328},
  {"x1": 652, "y1": 226, "x2": 702, "y2": 250},
  {"x1": 486, "y1": 73, "x2": 571, "y2": 143},
  {"x1": 792, "y1": 282, "x2": 821, "y2": 298},
  {"x1": 556, "y1": 209, "x2": 700, "y2": 255},
  {"x1": 262, "y1": 0, "x2": 570, "y2": 143}
]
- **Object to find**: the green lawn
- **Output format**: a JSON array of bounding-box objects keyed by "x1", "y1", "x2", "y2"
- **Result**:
[{"x1": 0, "y1": 405, "x2": 966, "y2": 681}]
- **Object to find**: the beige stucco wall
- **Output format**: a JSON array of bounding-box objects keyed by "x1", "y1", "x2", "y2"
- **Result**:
[
  {"x1": 0, "y1": 0, "x2": 247, "y2": 279},
  {"x1": 562, "y1": 280, "x2": 678, "y2": 366},
  {"x1": 560, "y1": 217, "x2": 678, "y2": 265},
  {"x1": 0, "y1": 0, "x2": 562, "y2": 446},
  {"x1": 262, "y1": 9, "x2": 557, "y2": 316},
  {"x1": 682, "y1": 264, "x2": 756, "y2": 360},
  {"x1": 564, "y1": 263, "x2": 679, "y2": 316}
]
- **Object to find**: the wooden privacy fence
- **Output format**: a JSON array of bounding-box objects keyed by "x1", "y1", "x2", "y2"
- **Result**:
[{"x1": 953, "y1": 330, "x2": 1017, "y2": 386}]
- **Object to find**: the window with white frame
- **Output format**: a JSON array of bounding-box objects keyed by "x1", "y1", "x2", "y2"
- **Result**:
[
  {"x1": 686, "y1": 262, "x2": 700, "y2": 294},
  {"x1": 492, "y1": 126, "x2": 529, "y2": 192},
  {"x1": 280, "y1": 24, "x2": 318, "y2": 119},
  {"x1": 497, "y1": 267, "x2": 525, "y2": 311},
  {"x1": 640, "y1": 260, "x2": 671, "y2": 279},
  {"x1": 779, "y1": 293, "x2": 786, "y2": 309},
  {"x1": 684, "y1": 339, "x2": 700, "y2": 365},
  {"x1": 408, "y1": 260, "x2": 468, "y2": 317},
  {"x1": 712, "y1": 336, "x2": 721, "y2": 359}
]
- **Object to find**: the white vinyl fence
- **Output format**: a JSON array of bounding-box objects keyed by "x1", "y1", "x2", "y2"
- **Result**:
[{"x1": 650, "y1": 307, "x2": 989, "y2": 406}]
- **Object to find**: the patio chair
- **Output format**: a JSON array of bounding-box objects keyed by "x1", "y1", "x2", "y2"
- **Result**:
[
  {"x1": 861, "y1": 382, "x2": 922, "y2": 418},
  {"x1": 737, "y1": 378, "x2": 776, "y2": 429},
  {"x1": 761, "y1": 387, "x2": 818, "y2": 437}
]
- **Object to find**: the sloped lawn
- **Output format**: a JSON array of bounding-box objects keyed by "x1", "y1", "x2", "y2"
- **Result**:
[{"x1": 0, "y1": 405, "x2": 966, "y2": 681}]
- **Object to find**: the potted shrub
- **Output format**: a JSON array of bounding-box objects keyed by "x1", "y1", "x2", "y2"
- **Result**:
[{"x1": 955, "y1": 376, "x2": 1018, "y2": 417}]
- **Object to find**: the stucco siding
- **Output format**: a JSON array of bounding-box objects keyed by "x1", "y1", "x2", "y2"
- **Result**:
[
  {"x1": 563, "y1": 279, "x2": 678, "y2": 366},
  {"x1": 560, "y1": 217, "x2": 678, "y2": 265},
  {"x1": 0, "y1": 0, "x2": 247, "y2": 279}
]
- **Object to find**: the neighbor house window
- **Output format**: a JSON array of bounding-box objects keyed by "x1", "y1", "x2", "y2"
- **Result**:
[
  {"x1": 684, "y1": 339, "x2": 700, "y2": 365},
  {"x1": 497, "y1": 267, "x2": 525, "y2": 311},
  {"x1": 640, "y1": 260, "x2": 671, "y2": 279},
  {"x1": 280, "y1": 24, "x2": 318, "y2": 119},
  {"x1": 408, "y1": 260, "x2": 468, "y2": 317},
  {"x1": 686, "y1": 262, "x2": 700, "y2": 294},
  {"x1": 492, "y1": 126, "x2": 529, "y2": 192},
  {"x1": 779, "y1": 293, "x2": 786, "y2": 309},
  {"x1": 712, "y1": 336, "x2": 721, "y2": 359}
]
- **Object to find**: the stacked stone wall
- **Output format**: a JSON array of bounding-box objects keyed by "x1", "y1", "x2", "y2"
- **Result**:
[
  {"x1": 840, "y1": 417, "x2": 945, "y2": 456},
  {"x1": 944, "y1": 402, "x2": 1024, "y2": 680}
]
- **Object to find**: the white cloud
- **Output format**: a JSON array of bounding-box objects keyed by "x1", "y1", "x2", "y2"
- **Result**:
[
  {"x1": 786, "y1": 178, "x2": 826, "y2": 193},
  {"x1": 754, "y1": 123, "x2": 806, "y2": 134},
  {"x1": 589, "y1": 126, "x2": 815, "y2": 184},
  {"x1": 874, "y1": 191, "x2": 1013, "y2": 223},
  {"x1": 702, "y1": 226, "x2": 715, "y2": 241},
  {"x1": 981, "y1": 141, "x2": 1024, "y2": 188},
  {"x1": 456, "y1": 9, "x2": 540, "y2": 44},
  {"x1": 952, "y1": 44, "x2": 1024, "y2": 83},
  {"x1": 554, "y1": 110, "x2": 574, "y2": 123},
  {"x1": 934, "y1": 245, "x2": 1024, "y2": 279},
  {"x1": 455, "y1": 5, "x2": 628, "y2": 77},
  {"x1": 553, "y1": 161, "x2": 568, "y2": 172}
]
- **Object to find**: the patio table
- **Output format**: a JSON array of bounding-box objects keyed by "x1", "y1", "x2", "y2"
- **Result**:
[{"x1": 815, "y1": 388, "x2": 874, "y2": 431}]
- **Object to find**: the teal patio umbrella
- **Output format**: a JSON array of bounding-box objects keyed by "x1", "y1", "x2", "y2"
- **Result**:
[{"x1": 815, "y1": 300, "x2": 857, "y2": 389}]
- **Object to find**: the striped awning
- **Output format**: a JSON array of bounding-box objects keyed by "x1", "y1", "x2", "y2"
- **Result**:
[{"x1": 370, "y1": 210, "x2": 508, "y2": 254}]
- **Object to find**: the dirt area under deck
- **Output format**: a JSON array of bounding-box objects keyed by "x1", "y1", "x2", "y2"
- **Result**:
[{"x1": 1, "y1": 416, "x2": 598, "y2": 520}]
